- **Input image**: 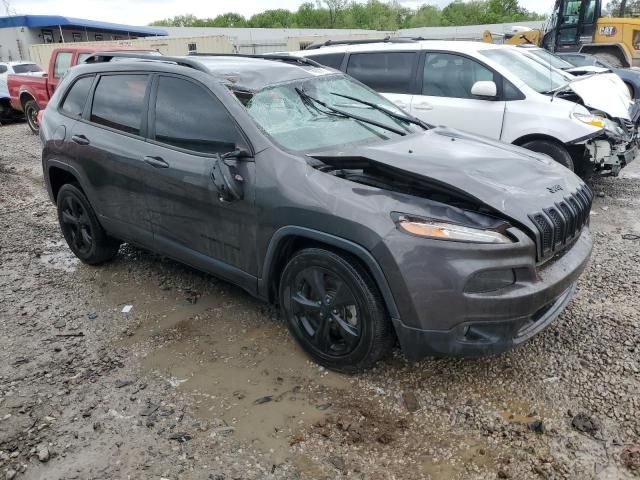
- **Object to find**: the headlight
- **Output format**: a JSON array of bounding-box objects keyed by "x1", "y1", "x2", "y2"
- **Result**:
[
  {"x1": 393, "y1": 214, "x2": 512, "y2": 244},
  {"x1": 572, "y1": 112, "x2": 605, "y2": 128}
]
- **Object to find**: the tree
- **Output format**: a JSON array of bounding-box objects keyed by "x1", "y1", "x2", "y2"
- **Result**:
[
  {"x1": 211, "y1": 13, "x2": 248, "y2": 28},
  {"x1": 249, "y1": 9, "x2": 295, "y2": 28},
  {"x1": 323, "y1": 0, "x2": 348, "y2": 27},
  {"x1": 605, "y1": 0, "x2": 640, "y2": 16},
  {"x1": 406, "y1": 5, "x2": 442, "y2": 27},
  {"x1": 149, "y1": 0, "x2": 544, "y2": 30}
]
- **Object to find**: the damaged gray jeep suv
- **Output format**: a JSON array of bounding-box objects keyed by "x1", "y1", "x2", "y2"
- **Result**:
[{"x1": 40, "y1": 53, "x2": 593, "y2": 371}]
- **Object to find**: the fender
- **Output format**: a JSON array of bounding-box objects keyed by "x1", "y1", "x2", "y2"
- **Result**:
[
  {"x1": 44, "y1": 159, "x2": 98, "y2": 208},
  {"x1": 259, "y1": 226, "x2": 400, "y2": 320}
]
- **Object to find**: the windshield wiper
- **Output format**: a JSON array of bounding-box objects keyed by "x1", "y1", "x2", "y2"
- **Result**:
[
  {"x1": 294, "y1": 88, "x2": 406, "y2": 136},
  {"x1": 330, "y1": 92, "x2": 431, "y2": 130}
]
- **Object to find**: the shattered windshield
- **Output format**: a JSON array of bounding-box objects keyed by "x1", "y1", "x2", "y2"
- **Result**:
[
  {"x1": 233, "y1": 74, "x2": 420, "y2": 153},
  {"x1": 481, "y1": 48, "x2": 567, "y2": 93}
]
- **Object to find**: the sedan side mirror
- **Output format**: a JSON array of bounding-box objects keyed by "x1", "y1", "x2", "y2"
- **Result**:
[{"x1": 471, "y1": 81, "x2": 498, "y2": 99}]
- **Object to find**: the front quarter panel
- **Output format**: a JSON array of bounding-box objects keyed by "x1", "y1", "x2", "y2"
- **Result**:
[{"x1": 501, "y1": 92, "x2": 601, "y2": 144}]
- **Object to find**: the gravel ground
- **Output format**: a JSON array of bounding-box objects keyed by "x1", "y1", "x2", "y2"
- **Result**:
[{"x1": 0, "y1": 121, "x2": 639, "y2": 480}]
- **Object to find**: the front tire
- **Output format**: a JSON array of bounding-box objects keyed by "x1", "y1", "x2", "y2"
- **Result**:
[
  {"x1": 279, "y1": 248, "x2": 394, "y2": 372},
  {"x1": 521, "y1": 139, "x2": 574, "y2": 171},
  {"x1": 56, "y1": 184, "x2": 120, "y2": 265},
  {"x1": 23, "y1": 99, "x2": 40, "y2": 135}
]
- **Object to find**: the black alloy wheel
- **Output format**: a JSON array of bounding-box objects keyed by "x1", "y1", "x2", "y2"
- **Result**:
[
  {"x1": 56, "y1": 183, "x2": 120, "y2": 265},
  {"x1": 280, "y1": 248, "x2": 394, "y2": 372},
  {"x1": 60, "y1": 194, "x2": 93, "y2": 256},
  {"x1": 290, "y1": 266, "x2": 361, "y2": 357}
]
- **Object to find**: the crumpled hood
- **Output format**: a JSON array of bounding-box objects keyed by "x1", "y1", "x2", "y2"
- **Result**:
[
  {"x1": 316, "y1": 127, "x2": 587, "y2": 231},
  {"x1": 565, "y1": 73, "x2": 633, "y2": 119}
]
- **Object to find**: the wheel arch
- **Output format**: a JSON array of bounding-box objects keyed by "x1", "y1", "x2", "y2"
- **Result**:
[
  {"x1": 512, "y1": 133, "x2": 567, "y2": 148},
  {"x1": 259, "y1": 226, "x2": 400, "y2": 321},
  {"x1": 45, "y1": 160, "x2": 91, "y2": 204},
  {"x1": 19, "y1": 91, "x2": 37, "y2": 109}
]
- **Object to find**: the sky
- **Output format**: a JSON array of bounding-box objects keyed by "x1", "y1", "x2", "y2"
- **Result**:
[{"x1": 5, "y1": 0, "x2": 553, "y2": 26}]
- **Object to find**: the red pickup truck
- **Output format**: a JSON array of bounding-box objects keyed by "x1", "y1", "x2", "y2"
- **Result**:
[{"x1": 9, "y1": 46, "x2": 155, "y2": 134}]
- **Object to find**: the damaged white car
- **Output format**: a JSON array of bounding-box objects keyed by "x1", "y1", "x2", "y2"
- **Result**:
[{"x1": 293, "y1": 40, "x2": 638, "y2": 176}]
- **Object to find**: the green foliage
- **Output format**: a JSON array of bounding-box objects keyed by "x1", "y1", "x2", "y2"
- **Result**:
[
  {"x1": 150, "y1": 0, "x2": 544, "y2": 29},
  {"x1": 605, "y1": 0, "x2": 640, "y2": 16}
]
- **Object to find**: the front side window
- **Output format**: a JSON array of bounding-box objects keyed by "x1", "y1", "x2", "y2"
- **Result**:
[
  {"x1": 235, "y1": 74, "x2": 420, "y2": 153},
  {"x1": 153, "y1": 76, "x2": 242, "y2": 154},
  {"x1": 60, "y1": 76, "x2": 94, "y2": 117},
  {"x1": 53, "y1": 52, "x2": 73, "y2": 78},
  {"x1": 346, "y1": 52, "x2": 416, "y2": 94},
  {"x1": 423, "y1": 53, "x2": 495, "y2": 99},
  {"x1": 77, "y1": 53, "x2": 92, "y2": 64},
  {"x1": 481, "y1": 49, "x2": 567, "y2": 93},
  {"x1": 0, "y1": 65, "x2": 7, "y2": 74},
  {"x1": 306, "y1": 53, "x2": 345, "y2": 70},
  {"x1": 90, "y1": 74, "x2": 148, "y2": 135}
]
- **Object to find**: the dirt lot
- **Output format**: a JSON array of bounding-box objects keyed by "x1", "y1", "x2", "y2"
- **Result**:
[{"x1": 0, "y1": 121, "x2": 639, "y2": 480}]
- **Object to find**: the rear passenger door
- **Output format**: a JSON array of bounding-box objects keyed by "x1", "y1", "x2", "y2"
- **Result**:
[
  {"x1": 412, "y1": 52, "x2": 506, "y2": 139},
  {"x1": 141, "y1": 74, "x2": 259, "y2": 283},
  {"x1": 344, "y1": 51, "x2": 419, "y2": 111},
  {"x1": 69, "y1": 73, "x2": 154, "y2": 243}
]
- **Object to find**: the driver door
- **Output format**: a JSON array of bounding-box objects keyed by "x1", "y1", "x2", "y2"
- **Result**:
[
  {"x1": 410, "y1": 52, "x2": 506, "y2": 140},
  {"x1": 141, "y1": 74, "x2": 259, "y2": 282}
]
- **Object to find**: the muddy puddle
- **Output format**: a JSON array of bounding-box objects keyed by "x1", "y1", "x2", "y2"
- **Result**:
[
  {"x1": 91, "y1": 268, "x2": 349, "y2": 463},
  {"x1": 35, "y1": 239, "x2": 79, "y2": 273}
]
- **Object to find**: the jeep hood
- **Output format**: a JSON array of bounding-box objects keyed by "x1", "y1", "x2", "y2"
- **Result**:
[
  {"x1": 564, "y1": 73, "x2": 633, "y2": 119},
  {"x1": 312, "y1": 127, "x2": 586, "y2": 231}
]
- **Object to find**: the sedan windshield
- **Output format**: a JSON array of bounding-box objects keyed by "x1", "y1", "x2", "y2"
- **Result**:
[
  {"x1": 12, "y1": 63, "x2": 42, "y2": 74},
  {"x1": 480, "y1": 48, "x2": 568, "y2": 93},
  {"x1": 233, "y1": 74, "x2": 421, "y2": 152}
]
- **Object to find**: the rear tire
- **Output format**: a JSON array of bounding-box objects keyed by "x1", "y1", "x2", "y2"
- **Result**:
[
  {"x1": 521, "y1": 139, "x2": 574, "y2": 171},
  {"x1": 56, "y1": 184, "x2": 121, "y2": 265},
  {"x1": 592, "y1": 51, "x2": 624, "y2": 68},
  {"x1": 279, "y1": 248, "x2": 394, "y2": 372},
  {"x1": 23, "y1": 99, "x2": 40, "y2": 135}
]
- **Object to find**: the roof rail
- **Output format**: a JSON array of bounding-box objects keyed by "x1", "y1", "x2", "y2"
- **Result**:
[
  {"x1": 303, "y1": 36, "x2": 418, "y2": 50},
  {"x1": 83, "y1": 52, "x2": 210, "y2": 73},
  {"x1": 187, "y1": 52, "x2": 323, "y2": 68}
]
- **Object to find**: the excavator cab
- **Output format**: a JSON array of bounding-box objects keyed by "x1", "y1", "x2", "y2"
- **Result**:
[{"x1": 543, "y1": 0, "x2": 601, "y2": 52}]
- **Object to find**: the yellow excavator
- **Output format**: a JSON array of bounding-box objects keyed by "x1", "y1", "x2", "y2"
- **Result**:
[{"x1": 484, "y1": 0, "x2": 640, "y2": 67}]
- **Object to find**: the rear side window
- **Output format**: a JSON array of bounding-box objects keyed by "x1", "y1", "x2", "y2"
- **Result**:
[
  {"x1": 306, "y1": 53, "x2": 345, "y2": 70},
  {"x1": 53, "y1": 52, "x2": 73, "y2": 78},
  {"x1": 60, "y1": 76, "x2": 94, "y2": 117},
  {"x1": 346, "y1": 52, "x2": 416, "y2": 94},
  {"x1": 0, "y1": 65, "x2": 7, "y2": 74},
  {"x1": 90, "y1": 74, "x2": 149, "y2": 135},
  {"x1": 423, "y1": 53, "x2": 495, "y2": 99},
  {"x1": 13, "y1": 63, "x2": 42, "y2": 74},
  {"x1": 153, "y1": 76, "x2": 242, "y2": 154}
]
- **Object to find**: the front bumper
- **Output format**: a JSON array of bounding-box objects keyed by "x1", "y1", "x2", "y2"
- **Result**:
[
  {"x1": 383, "y1": 228, "x2": 592, "y2": 361},
  {"x1": 585, "y1": 137, "x2": 637, "y2": 175}
]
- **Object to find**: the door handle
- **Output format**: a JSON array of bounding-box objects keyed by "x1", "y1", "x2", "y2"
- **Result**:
[
  {"x1": 71, "y1": 134, "x2": 90, "y2": 145},
  {"x1": 143, "y1": 156, "x2": 169, "y2": 168},
  {"x1": 413, "y1": 102, "x2": 433, "y2": 111},
  {"x1": 395, "y1": 102, "x2": 409, "y2": 109}
]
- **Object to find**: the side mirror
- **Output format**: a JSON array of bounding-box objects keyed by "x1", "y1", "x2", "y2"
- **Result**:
[
  {"x1": 471, "y1": 80, "x2": 498, "y2": 98},
  {"x1": 211, "y1": 154, "x2": 244, "y2": 202}
]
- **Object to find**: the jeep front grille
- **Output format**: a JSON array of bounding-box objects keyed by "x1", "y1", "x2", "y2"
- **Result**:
[{"x1": 529, "y1": 186, "x2": 593, "y2": 262}]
